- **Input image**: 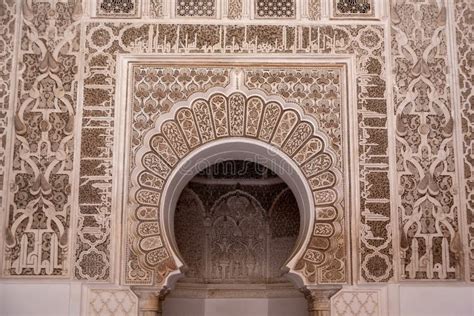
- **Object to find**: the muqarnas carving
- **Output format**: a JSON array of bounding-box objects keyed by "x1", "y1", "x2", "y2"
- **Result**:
[
  {"x1": 96, "y1": 0, "x2": 139, "y2": 17},
  {"x1": 333, "y1": 0, "x2": 374, "y2": 18},
  {"x1": 255, "y1": 0, "x2": 296, "y2": 18},
  {"x1": 176, "y1": 0, "x2": 216, "y2": 17}
]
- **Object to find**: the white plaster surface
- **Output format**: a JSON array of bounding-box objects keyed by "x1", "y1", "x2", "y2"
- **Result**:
[
  {"x1": 162, "y1": 297, "x2": 307, "y2": 316},
  {"x1": 399, "y1": 285, "x2": 474, "y2": 316},
  {"x1": 1, "y1": 283, "x2": 474, "y2": 315},
  {"x1": 0, "y1": 282, "x2": 81, "y2": 316}
]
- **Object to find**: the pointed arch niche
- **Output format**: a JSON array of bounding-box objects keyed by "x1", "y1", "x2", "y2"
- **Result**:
[{"x1": 113, "y1": 57, "x2": 357, "y2": 307}]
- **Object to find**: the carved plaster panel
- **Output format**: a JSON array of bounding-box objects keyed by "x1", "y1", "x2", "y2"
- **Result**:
[
  {"x1": 176, "y1": 0, "x2": 217, "y2": 18},
  {"x1": 126, "y1": 84, "x2": 346, "y2": 286},
  {"x1": 0, "y1": 0, "x2": 18, "y2": 221},
  {"x1": 79, "y1": 23, "x2": 391, "y2": 283},
  {"x1": 255, "y1": 0, "x2": 296, "y2": 19},
  {"x1": 95, "y1": 0, "x2": 140, "y2": 18},
  {"x1": 331, "y1": 287, "x2": 384, "y2": 316},
  {"x1": 3, "y1": 0, "x2": 82, "y2": 277},
  {"x1": 392, "y1": 0, "x2": 463, "y2": 280},
  {"x1": 454, "y1": 0, "x2": 474, "y2": 281},
  {"x1": 175, "y1": 178, "x2": 300, "y2": 284},
  {"x1": 84, "y1": 287, "x2": 138, "y2": 316},
  {"x1": 332, "y1": 0, "x2": 375, "y2": 19}
]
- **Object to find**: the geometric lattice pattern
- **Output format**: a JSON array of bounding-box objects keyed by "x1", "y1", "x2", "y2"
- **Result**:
[
  {"x1": 176, "y1": 0, "x2": 216, "y2": 17},
  {"x1": 255, "y1": 0, "x2": 296, "y2": 18},
  {"x1": 87, "y1": 289, "x2": 138, "y2": 316},
  {"x1": 331, "y1": 290, "x2": 380, "y2": 316}
]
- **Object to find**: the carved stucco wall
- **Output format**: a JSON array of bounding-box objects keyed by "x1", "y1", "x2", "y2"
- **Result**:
[
  {"x1": 0, "y1": 0, "x2": 472, "y2": 313},
  {"x1": 174, "y1": 171, "x2": 300, "y2": 284}
]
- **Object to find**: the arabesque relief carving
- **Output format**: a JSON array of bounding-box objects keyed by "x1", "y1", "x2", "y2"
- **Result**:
[
  {"x1": 3, "y1": 0, "x2": 81, "y2": 277},
  {"x1": 454, "y1": 0, "x2": 474, "y2": 281},
  {"x1": 0, "y1": 0, "x2": 18, "y2": 217},
  {"x1": 175, "y1": 170, "x2": 300, "y2": 284},
  {"x1": 392, "y1": 0, "x2": 462, "y2": 280}
]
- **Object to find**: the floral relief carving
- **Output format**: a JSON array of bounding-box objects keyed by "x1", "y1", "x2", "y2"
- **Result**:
[
  {"x1": 96, "y1": 0, "x2": 139, "y2": 17},
  {"x1": 0, "y1": 0, "x2": 18, "y2": 216},
  {"x1": 3, "y1": 0, "x2": 81, "y2": 277},
  {"x1": 392, "y1": 0, "x2": 462, "y2": 280},
  {"x1": 175, "y1": 180, "x2": 300, "y2": 284},
  {"x1": 227, "y1": 0, "x2": 243, "y2": 19},
  {"x1": 454, "y1": 0, "x2": 474, "y2": 281},
  {"x1": 333, "y1": 0, "x2": 374, "y2": 18}
]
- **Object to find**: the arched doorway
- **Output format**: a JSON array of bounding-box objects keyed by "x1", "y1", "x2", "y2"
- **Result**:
[
  {"x1": 124, "y1": 91, "x2": 347, "y2": 314},
  {"x1": 163, "y1": 160, "x2": 307, "y2": 315}
]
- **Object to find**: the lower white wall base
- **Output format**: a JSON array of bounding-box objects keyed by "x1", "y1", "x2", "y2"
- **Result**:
[
  {"x1": 0, "y1": 282, "x2": 82, "y2": 316},
  {"x1": 163, "y1": 297, "x2": 308, "y2": 316},
  {"x1": 1, "y1": 282, "x2": 473, "y2": 316}
]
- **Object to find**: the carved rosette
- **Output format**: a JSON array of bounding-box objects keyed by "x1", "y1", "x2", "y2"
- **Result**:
[{"x1": 126, "y1": 91, "x2": 346, "y2": 286}]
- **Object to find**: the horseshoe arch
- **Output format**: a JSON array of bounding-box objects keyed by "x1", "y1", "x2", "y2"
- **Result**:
[{"x1": 125, "y1": 91, "x2": 347, "y2": 289}]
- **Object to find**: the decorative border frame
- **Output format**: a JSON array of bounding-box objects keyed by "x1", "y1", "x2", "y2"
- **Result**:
[{"x1": 113, "y1": 56, "x2": 357, "y2": 287}]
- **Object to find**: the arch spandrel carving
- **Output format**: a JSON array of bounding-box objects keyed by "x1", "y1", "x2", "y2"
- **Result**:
[{"x1": 126, "y1": 90, "x2": 347, "y2": 287}]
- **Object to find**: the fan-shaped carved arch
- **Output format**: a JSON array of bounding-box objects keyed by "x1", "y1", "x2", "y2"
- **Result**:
[{"x1": 127, "y1": 91, "x2": 346, "y2": 287}]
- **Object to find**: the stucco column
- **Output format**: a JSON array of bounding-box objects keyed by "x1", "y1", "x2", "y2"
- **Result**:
[
  {"x1": 133, "y1": 287, "x2": 169, "y2": 316},
  {"x1": 302, "y1": 287, "x2": 340, "y2": 316}
]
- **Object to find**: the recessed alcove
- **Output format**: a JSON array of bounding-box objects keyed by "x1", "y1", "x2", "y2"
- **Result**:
[{"x1": 163, "y1": 160, "x2": 307, "y2": 316}]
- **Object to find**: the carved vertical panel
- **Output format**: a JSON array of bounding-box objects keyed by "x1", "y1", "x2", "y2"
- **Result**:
[
  {"x1": 308, "y1": 0, "x2": 321, "y2": 20},
  {"x1": 392, "y1": 0, "x2": 462, "y2": 280},
  {"x1": 3, "y1": 0, "x2": 82, "y2": 276},
  {"x1": 227, "y1": 0, "x2": 243, "y2": 19},
  {"x1": 454, "y1": 0, "x2": 474, "y2": 281},
  {"x1": 0, "y1": 0, "x2": 18, "y2": 216}
]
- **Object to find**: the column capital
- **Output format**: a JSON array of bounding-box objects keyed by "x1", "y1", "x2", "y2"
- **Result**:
[
  {"x1": 301, "y1": 286, "x2": 341, "y2": 316},
  {"x1": 132, "y1": 287, "x2": 170, "y2": 316}
]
